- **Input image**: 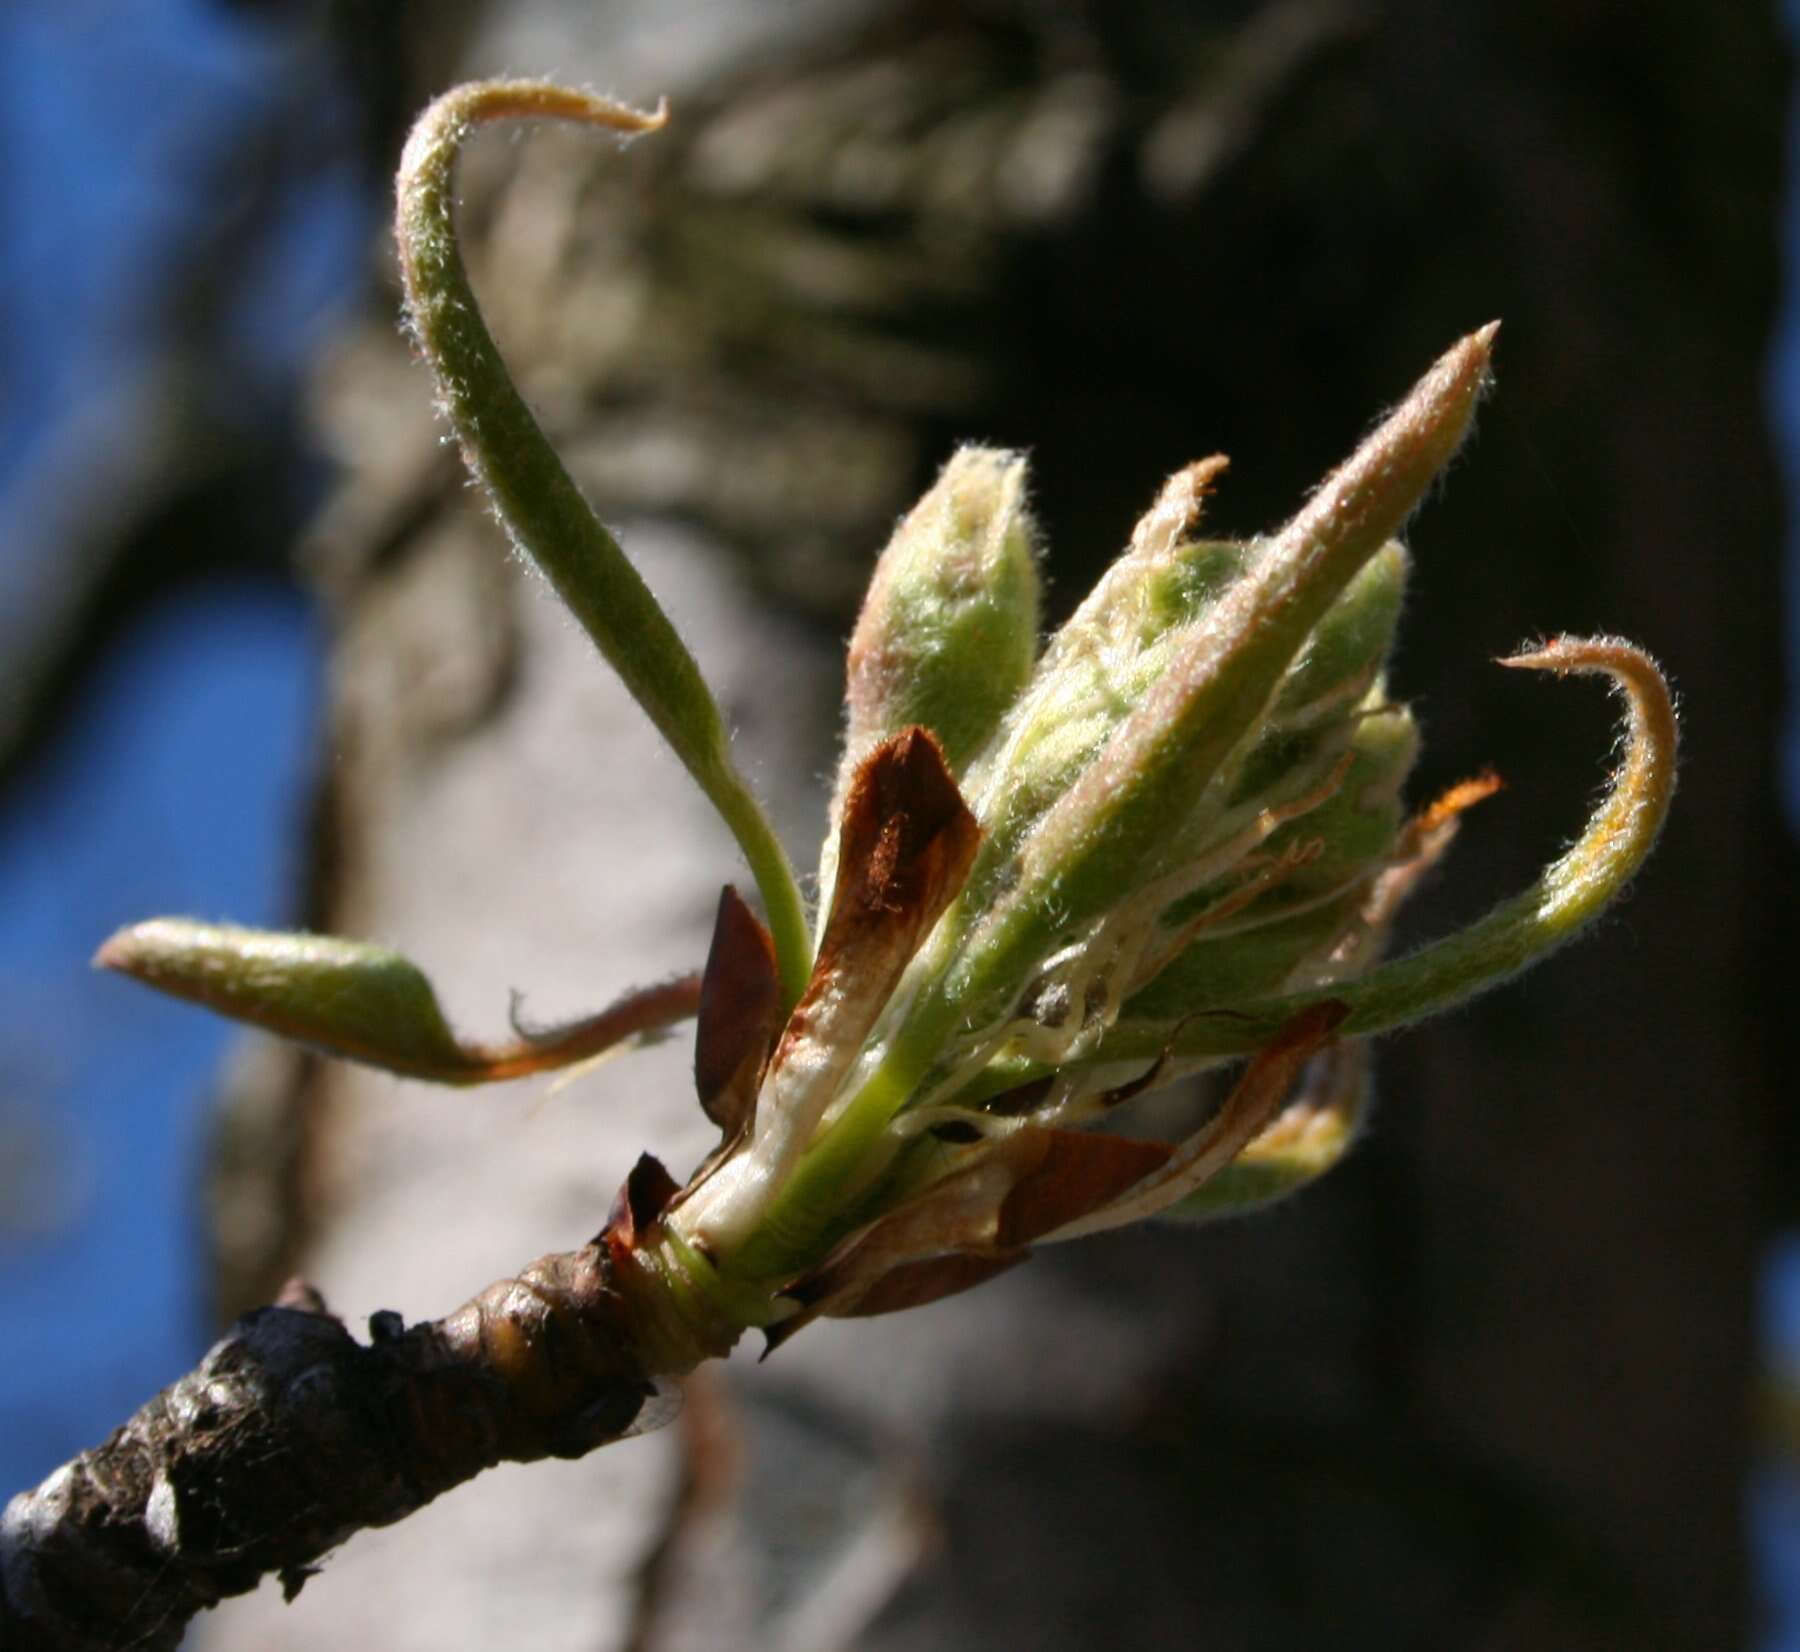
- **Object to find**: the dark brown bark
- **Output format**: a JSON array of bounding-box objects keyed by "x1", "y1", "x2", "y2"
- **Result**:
[{"x1": 0, "y1": 1254, "x2": 658, "y2": 1652}]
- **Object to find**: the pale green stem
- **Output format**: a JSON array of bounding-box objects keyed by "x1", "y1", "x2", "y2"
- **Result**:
[
  {"x1": 395, "y1": 80, "x2": 810, "y2": 1005},
  {"x1": 722, "y1": 1053, "x2": 922, "y2": 1279}
]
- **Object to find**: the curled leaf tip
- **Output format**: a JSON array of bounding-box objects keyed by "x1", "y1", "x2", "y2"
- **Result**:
[
  {"x1": 1273, "y1": 635, "x2": 1675, "y2": 1041},
  {"x1": 1417, "y1": 769, "x2": 1504, "y2": 833},
  {"x1": 1129, "y1": 454, "x2": 1230, "y2": 559},
  {"x1": 401, "y1": 79, "x2": 666, "y2": 166},
  {"x1": 1496, "y1": 634, "x2": 1678, "y2": 905}
]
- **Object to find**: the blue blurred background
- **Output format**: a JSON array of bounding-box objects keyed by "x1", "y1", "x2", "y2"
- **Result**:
[
  {"x1": 0, "y1": 0, "x2": 355, "y2": 1481},
  {"x1": 1, "y1": 0, "x2": 1795, "y2": 1645}
]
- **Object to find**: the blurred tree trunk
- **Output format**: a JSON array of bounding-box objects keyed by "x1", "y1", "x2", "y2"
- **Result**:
[{"x1": 206, "y1": 3, "x2": 1791, "y2": 1647}]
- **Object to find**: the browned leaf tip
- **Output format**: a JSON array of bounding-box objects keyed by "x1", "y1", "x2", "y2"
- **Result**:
[
  {"x1": 773, "y1": 727, "x2": 980, "y2": 1073},
  {"x1": 766, "y1": 1125, "x2": 1174, "y2": 1353},
  {"x1": 761, "y1": 1220, "x2": 901, "y2": 1349},
  {"x1": 763, "y1": 1249, "x2": 1027, "y2": 1354},
  {"x1": 760, "y1": 1311, "x2": 810, "y2": 1357},
  {"x1": 759, "y1": 1275, "x2": 840, "y2": 1355},
  {"x1": 693, "y1": 886, "x2": 782, "y2": 1136},
  {"x1": 604, "y1": 1152, "x2": 681, "y2": 1250},
  {"x1": 477, "y1": 973, "x2": 704, "y2": 1081},
  {"x1": 1415, "y1": 768, "x2": 1504, "y2": 835},
  {"x1": 834, "y1": 1250, "x2": 1030, "y2": 1320},
  {"x1": 1098, "y1": 1056, "x2": 1173, "y2": 1111},
  {"x1": 993, "y1": 1127, "x2": 1175, "y2": 1249},
  {"x1": 765, "y1": 1144, "x2": 1015, "y2": 1353}
]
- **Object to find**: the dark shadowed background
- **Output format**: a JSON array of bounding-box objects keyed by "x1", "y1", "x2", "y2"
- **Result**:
[{"x1": 2, "y1": 2, "x2": 1795, "y2": 1649}]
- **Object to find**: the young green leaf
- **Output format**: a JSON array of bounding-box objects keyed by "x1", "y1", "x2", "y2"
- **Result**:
[
  {"x1": 97, "y1": 919, "x2": 699, "y2": 1085},
  {"x1": 397, "y1": 80, "x2": 811, "y2": 1004}
]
